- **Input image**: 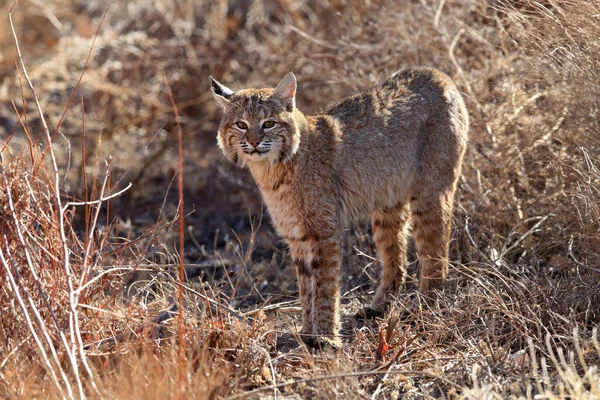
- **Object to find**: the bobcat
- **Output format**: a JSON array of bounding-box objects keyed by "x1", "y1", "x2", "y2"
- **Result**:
[{"x1": 211, "y1": 67, "x2": 468, "y2": 348}]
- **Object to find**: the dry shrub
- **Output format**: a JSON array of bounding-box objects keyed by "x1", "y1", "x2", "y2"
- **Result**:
[
  {"x1": 505, "y1": 0, "x2": 600, "y2": 257},
  {"x1": 0, "y1": 148, "x2": 277, "y2": 398}
]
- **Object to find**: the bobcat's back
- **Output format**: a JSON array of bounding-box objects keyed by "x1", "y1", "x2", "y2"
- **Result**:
[{"x1": 322, "y1": 67, "x2": 469, "y2": 224}]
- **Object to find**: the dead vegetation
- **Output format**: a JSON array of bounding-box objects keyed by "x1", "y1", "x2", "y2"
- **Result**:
[{"x1": 1, "y1": 0, "x2": 600, "y2": 398}]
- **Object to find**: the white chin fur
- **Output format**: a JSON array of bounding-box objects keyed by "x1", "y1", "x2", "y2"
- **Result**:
[
  {"x1": 245, "y1": 152, "x2": 269, "y2": 163},
  {"x1": 242, "y1": 149, "x2": 282, "y2": 165}
]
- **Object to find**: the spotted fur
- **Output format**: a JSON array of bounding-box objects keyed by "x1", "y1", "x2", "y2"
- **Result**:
[{"x1": 211, "y1": 67, "x2": 469, "y2": 348}]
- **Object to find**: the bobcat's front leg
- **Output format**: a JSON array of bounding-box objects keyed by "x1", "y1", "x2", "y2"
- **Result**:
[
  {"x1": 292, "y1": 257, "x2": 314, "y2": 335},
  {"x1": 289, "y1": 236, "x2": 342, "y2": 349}
]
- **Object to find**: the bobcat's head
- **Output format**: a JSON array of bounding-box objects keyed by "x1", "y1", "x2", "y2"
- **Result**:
[{"x1": 211, "y1": 72, "x2": 301, "y2": 166}]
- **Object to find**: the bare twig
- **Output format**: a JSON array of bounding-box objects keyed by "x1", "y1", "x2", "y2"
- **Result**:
[
  {"x1": 62, "y1": 181, "x2": 133, "y2": 213},
  {"x1": 162, "y1": 72, "x2": 187, "y2": 389},
  {"x1": 497, "y1": 215, "x2": 550, "y2": 262}
]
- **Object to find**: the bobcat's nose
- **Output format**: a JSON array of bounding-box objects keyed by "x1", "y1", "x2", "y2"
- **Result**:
[{"x1": 248, "y1": 139, "x2": 260, "y2": 148}]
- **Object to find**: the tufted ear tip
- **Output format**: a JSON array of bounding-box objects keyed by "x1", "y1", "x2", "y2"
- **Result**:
[
  {"x1": 273, "y1": 72, "x2": 297, "y2": 109},
  {"x1": 210, "y1": 76, "x2": 234, "y2": 109}
]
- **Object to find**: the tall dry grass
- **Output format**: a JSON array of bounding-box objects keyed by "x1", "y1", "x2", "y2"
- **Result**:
[{"x1": 1, "y1": 0, "x2": 600, "y2": 398}]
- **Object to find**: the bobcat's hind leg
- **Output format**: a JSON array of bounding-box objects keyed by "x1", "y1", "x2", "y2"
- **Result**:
[
  {"x1": 411, "y1": 190, "x2": 454, "y2": 297},
  {"x1": 366, "y1": 203, "x2": 410, "y2": 317}
]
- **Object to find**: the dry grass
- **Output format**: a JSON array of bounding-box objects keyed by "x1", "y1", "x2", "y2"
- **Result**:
[{"x1": 1, "y1": 0, "x2": 600, "y2": 398}]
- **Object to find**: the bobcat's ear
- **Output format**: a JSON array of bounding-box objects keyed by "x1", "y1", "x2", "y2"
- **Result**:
[
  {"x1": 210, "y1": 77, "x2": 233, "y2": 109},
  {"x1": 273, "y1": 72, "x2": 297, "y2": 110}
]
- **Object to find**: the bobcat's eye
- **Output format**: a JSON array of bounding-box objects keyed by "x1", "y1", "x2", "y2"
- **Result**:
[
  {"x1": 235, "y1": 121, "x2": 248, "y2": 130},
  {"x1": 262, "y1": 121, "x2": 276, "y2": 129}
]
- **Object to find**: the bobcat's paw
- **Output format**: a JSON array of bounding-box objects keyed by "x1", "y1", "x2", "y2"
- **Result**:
[
  {"x1": 355, "y1": 305, "x2": 386, "y2": 320},
  {"x1": 302, "y1": 335, "x2": 342, "y2": 350}
]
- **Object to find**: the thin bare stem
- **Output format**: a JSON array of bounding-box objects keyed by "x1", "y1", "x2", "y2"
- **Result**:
[
  {"x1": 163, "y1": 72, "x2": 186, "y2": 390},
  {"x1": 62, "y1": 182, "x2": 132, "y2": 213}
]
